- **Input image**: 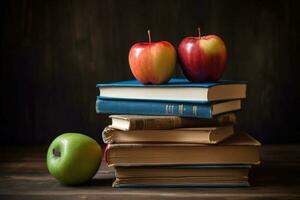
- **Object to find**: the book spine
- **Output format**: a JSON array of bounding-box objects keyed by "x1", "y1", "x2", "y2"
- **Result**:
[
  {"x1": 129, "y1": 117, "x2": 182, "y2": 130},
  {"x1": 180, "y1": 114, "x2": 236, "y2": 128},
  {"x1": 112, "y1": 113, "x2": 236, "y2": 131},
  {"x1": 96, "y1": 98, "x2": 212, "y2": 118},
  {"x1": 103, "y1": 144, "x2": 110, "y2": 164}
]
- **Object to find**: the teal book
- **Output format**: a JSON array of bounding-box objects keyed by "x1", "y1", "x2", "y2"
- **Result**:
[
  {"x1": 96, "y1": 79, "x2": 247, "y2": 103},
  {"x1": 96, "y1": 97, "x2": 241, "y2": 118}
]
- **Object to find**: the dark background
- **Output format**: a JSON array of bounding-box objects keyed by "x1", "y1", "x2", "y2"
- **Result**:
[{"x1": 1, "y1": 0, "x2": 299, "y2": 145}]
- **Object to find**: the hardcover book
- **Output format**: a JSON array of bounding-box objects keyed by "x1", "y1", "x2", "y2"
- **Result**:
[
  {"x1": 96, "y1": 97, "x2": 241, "y2": 118},
  {"x1": 115, "y1": 165, "x2": 251, "y2": 179},
  {"x1": 113, "y1": 165, "x2": 251, "y2": 187},
  {"x1": 105, "y1": 132, "x2": 261, "y2": 167},
  {"x1": 102, "y1": 125, "x2": 234, "y2": 144},
  {"x1": 109, "y1": 113, "x2": 236, "y2": 131},
  {"x1": 96, "y1": 79, "x2": 247, "y2": 102},
  {"x1": 113, "y1": 177, "x2": 250, "y2": 188}
]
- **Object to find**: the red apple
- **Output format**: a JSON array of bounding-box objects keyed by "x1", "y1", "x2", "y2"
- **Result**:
[
  {"x1": 178, "y1": 28, "x2": 227, "y2": 82},
  {"x1": 129, "y1": 30, "x2": 176, "y2": 84}
]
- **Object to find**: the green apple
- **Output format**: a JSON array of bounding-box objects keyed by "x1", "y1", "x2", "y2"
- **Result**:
[{"x1": 47, "y1": 133, "x2": 102, "y2": 185}]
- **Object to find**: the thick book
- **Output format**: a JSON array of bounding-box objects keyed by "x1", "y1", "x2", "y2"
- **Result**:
[
  {"x1": 102, "y1": 125, "x2": 234, "y2": 144},
  {"x1": 105, "y1": 133, "x2": 261, "y2": 167},
  {"x1": 115, "y1": 165, "x2": 251, "y2": 179},
  {"x1": 96, "y1": 97, "x2": 241, "y2": 118},
  {"x1": 109, "y1": 113, "x2": 236, "y2": 131},
  {"x1": 113, "y1": 177, "x2": 249, "y2": 188},
  {"x1": 113, "y1": 165, "x2": 251, "y2": 187},
  {"x1": 96, "y1": 79, "x2": 247, "y2": 102}
]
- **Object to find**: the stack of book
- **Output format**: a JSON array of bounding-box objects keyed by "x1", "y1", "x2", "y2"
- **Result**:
[{"x1": 96, "y1": 78, "x2": 261, "y2": 187}]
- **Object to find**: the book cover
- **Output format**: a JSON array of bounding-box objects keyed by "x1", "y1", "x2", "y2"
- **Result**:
[
  {"x1": 109, "y1": 113, "x2": 236, "y2": 131},
  {"x1": 96, "y1": 97, "x2": 241, "y2": 118},
  {"x1": 96, "y1": 79, "x2": 246, "y2": 88},
  {"x1": 102, "y1": 125, "x2": 234, "y2": 144},
  {"x1": 105, "y1": 133, "x2": 261, "y2": 167},
  {"x1": 112, "y1": 178, "x2": 250, "y2": 188},
  {"x1": 96, "y1": 79, "x2": 247, "y2": 102},
  {"x1": 115, "y1": 164, "x2": 251, "y2": 179}
]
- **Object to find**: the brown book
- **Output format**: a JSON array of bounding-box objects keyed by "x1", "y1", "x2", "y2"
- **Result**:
[
  {"x1": 109, "y1": 113, "x2": 236, "y2": 131},
  {"x1": 102, "y1": 125, "x2": 234, "y2": 144},
  {"x1": 106, "y1": 133, "x2": 261, "y2": 167},
  {"x1": 115, "y1": 165, "x2": 250, "y2": 179},
  {"x1": 113, "y1": 176, "x2": 249, "y2": 187}
]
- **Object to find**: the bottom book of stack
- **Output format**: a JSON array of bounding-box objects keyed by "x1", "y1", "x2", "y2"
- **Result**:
[
  {"x1": 113, "y1": 165, "x2": 251, "y2": 187},
  {"x1": 104, "y1": 132, "x2": 261, "y2": 187}
]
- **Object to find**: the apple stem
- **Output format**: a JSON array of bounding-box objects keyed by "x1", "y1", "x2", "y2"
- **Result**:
[
  {"x1": 53, "y1": 148, "x2": 61, "y2": 157},
  {"x1": 147, "y1": 29, "x2": 151, "y2": 43},
  {"x1": 198, "y1": 27, "x2": 201, "y2": 38}
]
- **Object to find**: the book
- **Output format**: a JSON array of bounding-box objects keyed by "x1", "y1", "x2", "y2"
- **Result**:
[
  {"x1": 102, "y1": 125, "x2": 234, "y2": 144},
  {"x1": 115, "y1": 165, "x2": 251, "y2": 179},
  {"x1": 113, "y1": 177, "x2": 250, "y2": 188},
  {"x1": 105, "y1": 132, "x2": 261, "y2": 167},
  {"x1": 96, "y1": 79, "x2": 247, "y2": 102},
  {"x1": 113, "y1": 165, "x2": 251, "y2": 187},
  {"x1": 109, "y1": 113, "x2": 236, "y2": 131},
  {"x1": 96, "y1": 98, "x2": 241, "y2": 118}
]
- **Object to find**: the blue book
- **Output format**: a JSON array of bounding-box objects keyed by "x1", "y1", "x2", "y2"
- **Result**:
[
  {"x1": 96, "y1": 97, "x2": 241, "y2": 118},
  {"x1": 96, "y1": 79, "x2": 247, "y2": 103}
]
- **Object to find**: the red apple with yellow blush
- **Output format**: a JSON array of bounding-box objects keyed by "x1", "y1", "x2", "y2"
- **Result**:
[
  {"x1": 128, "y1": 30, "x2": 176, "y2": 84},
  {"x1": 178, "y1": 28, "x2": 227, "y2": 82}
]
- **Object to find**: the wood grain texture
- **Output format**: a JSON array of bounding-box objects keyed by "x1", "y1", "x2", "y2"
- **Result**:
[
  {"x1": 1, "y1": 0, "x2": 300, "y2": 144},
  {"x1": 0, "y1": 145, "x2": 300, "y2": 199}
]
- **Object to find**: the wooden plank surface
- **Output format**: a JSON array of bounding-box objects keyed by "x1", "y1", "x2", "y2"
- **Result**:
[{"x1": 0, "y1": 145, "x2": 300, "y2": 199}]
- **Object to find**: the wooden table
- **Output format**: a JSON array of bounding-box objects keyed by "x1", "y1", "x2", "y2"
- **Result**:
[{"x1": 0, "y1": 145, "x2": 300, "y2": 199}]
